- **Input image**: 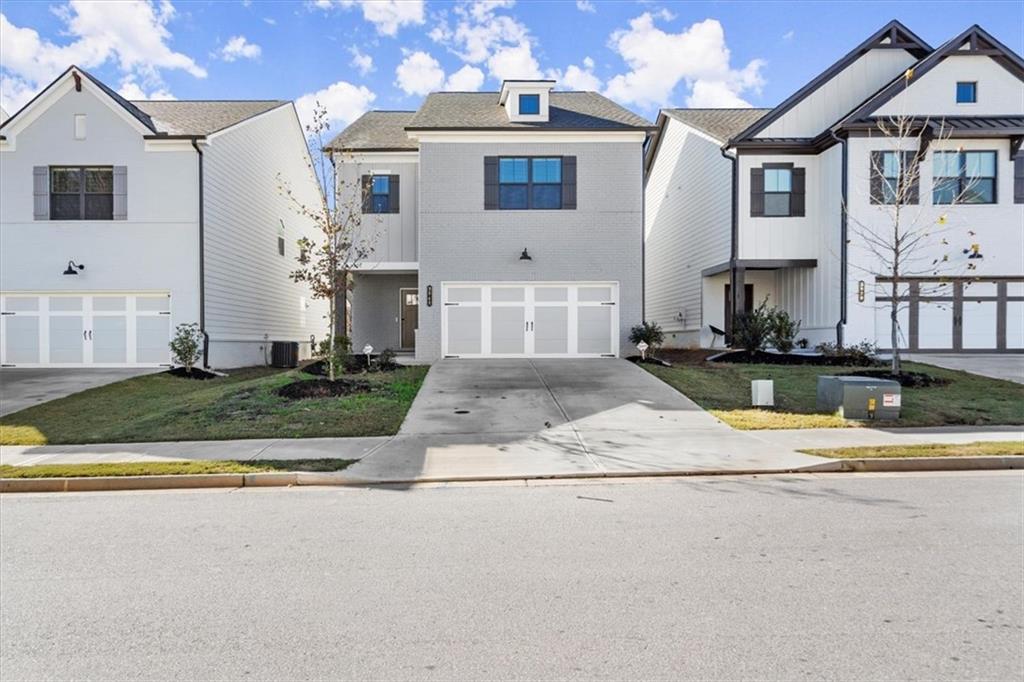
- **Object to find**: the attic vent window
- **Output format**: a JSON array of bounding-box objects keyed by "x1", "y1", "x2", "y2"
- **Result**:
[
  {"x1": 956, "y1": 81, "x2": 977, "y2": 104},
  {"x1": 519, "y1": 94, "x2": 540, "y2": 115}
]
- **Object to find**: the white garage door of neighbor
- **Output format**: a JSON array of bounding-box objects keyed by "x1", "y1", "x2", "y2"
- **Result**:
[
  {"x1": 442, "y1": 282, "x2": 618, "y2": 358},
  {"x1": 1, "y1": 293, "x2": 172, "y2": 367}
]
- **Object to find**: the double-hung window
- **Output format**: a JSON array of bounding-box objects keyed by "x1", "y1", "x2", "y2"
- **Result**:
[
  {"x1": 933, "y1": 151, "x2": 996, "y2": 204},
  {"x1": 871, "y1": 150, "x2": 919, "y2": 205},
  {"x1": 498, "y1": 157, "x2": 563, "y2": 210},
  {"x1": 763, "y1": 167, "x2": 792, "y2": 216},
  {"x1": 361, "y1": 173, "x2": 399, "y2": 214},
  {"x1": 50, "y1": 166, "x2": 113, "y2": 220}
]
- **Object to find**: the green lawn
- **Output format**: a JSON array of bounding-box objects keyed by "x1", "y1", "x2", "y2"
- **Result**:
[
  {"x1": 643, "y1": 360, "x2": 1024, "y2": 430},
  {"x1": 0, "y1": 459, "x2": 354, "y2": 478},
  {"x1": 801, "y1": 441, "x2": 1023, "y2": 459},
  {"x1": 0, "y1": 366, "x2": 428, "y2": 445}
]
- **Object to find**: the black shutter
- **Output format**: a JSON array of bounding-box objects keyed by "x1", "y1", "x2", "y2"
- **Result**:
[
  {"x1": 484, "y1": 157, "x2": 498, "y2": 210},
  {"x1": 1015, "y1": 154, "x2": 1024, "y2": 204},
  {"x1": 750, "y1": 167, "x2": 764, "y2": 216},
  {"x1": 562, "y1": 156, "x2": 577, "y2": 209},
  {"x1": 791, "y1": 167, "x2": 806, "y2": 217},
  {"x1": 388, "y1": 174, "x2": 400, "y2": 213},
  {"x1": 869, "y1": 151, "x2": 884, "y2": 204},
  {"x1": 901, "y1": 151, "x2": 919, "y2": 204},
  {"x1": 360, "y1": 175, "x2": 372, "y2": 213}
]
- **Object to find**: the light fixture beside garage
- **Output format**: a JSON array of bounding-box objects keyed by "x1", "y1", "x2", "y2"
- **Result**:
[
  {"x1": 62, "y1": 260, "x2": 85, "y2": 275},
  {"x1": 519, "y1": 248, "x2": 532, "y2": 261}
]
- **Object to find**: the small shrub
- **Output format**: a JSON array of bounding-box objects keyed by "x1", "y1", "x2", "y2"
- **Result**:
[
  {"x1": 815, "y1": 340, "x2": 879, "y2": 366},
  {"x1": 169, "y1": 323, "x2": 203, "y2": 374},
  {"x1": 629, "y1": 321, "x2": 665, "y2": 351},
  {"x1": 769, "y1": 309, "x2": 801, "y2": 353},
  {"x1": 732, "y1": 297, "x2": 772, "y2": 352},
  {"x1": 377, "y1": 348, "x2": 398, "y2": 371},
  {"x1": 316, "y1": 335, "x2": 352, "y2": 379},
  {"x1": 796, "y1": 338, "x2": 809, "y2": 349}
]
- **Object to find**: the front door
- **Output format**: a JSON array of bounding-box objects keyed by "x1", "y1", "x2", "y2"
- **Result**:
[{"x1": 400, "y1": 288, "x2": 418, "y2": 350}]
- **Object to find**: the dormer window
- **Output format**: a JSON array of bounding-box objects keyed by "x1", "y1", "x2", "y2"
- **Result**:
[
  {"x1": 499, "y1": 80, "x2": 555, "y2": 122},
  {"x1": 956, "y1": 81, "x2": 977, "y2": 104},
  {"x1": 518, "y1": 94, "x2": 540, "y2": 115}
]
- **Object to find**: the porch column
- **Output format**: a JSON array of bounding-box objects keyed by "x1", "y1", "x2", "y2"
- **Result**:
[{"x1": 726, "y1": 263, "x2": 746, "y2": 338}]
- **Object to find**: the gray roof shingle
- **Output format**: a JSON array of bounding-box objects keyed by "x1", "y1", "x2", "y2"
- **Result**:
[
  {"x1": 130, "y1": 100, "x2": 288, "y2": 136},
  {"x1": 662, "y1": 108, "x2": 772, "y2": 142},
  {"x1": 326, "y1": 111, "x2": 418, "y2": 151},
  {"x1": 405, "y1": 92, "x2": 654, "y2": 131}
]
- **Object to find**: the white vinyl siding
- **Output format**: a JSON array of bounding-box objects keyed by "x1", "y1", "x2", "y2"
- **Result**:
[
  {"x1": 201, "y1": 104, "x2": 329, "y2": 363},
  {"x1": 643, "y1": 118, "x2": 732, "y2": 345}
]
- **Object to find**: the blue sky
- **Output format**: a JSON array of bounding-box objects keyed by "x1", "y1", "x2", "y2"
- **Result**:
[{"x1": 1, "y1": 0, "x2": 1021, "y2": 128}]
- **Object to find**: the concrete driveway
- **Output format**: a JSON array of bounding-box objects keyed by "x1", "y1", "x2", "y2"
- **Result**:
[
  {"x1": 344, "y1": 359, "x2": 827, "y2": 482},
  {"x1": 904, "y1": 354, "x2": 1024, "y2": 384},
  {"x1": 0, "y1": 368, "x2": 161, "y2": 417}
]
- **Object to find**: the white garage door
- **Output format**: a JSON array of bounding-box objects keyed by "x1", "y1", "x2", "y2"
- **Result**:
[
  {"x1": 1, "y1": 293, "x2": 172, "y2": 367},
  {"x1": 442, "y1": 282, "x2": 618, "y2": 358}
]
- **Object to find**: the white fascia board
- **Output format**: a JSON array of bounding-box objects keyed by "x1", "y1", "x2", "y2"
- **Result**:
[
  {"x1": 204, "y1": 102, "x2": 292, "y2": 142},
  {"x1": 351, "y1": 261, "x2": 419, "y2": 273},
  {"x1": 1, "y1": 72, "x2": 153, "y2": 142},
  {"x1": 408, "y1": 130, "x2": 647, "y2": 144},
  {"x1": 144, "y1": 139, "x2": 202, "y2": 152},
  {"x1": 337, "y1": 151, "x2": 419, "y2": 164}
]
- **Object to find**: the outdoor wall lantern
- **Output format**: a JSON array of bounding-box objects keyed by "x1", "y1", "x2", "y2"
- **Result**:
[
  {"x1": 519, "y1": 248, "x2": 532, "y2": 261},
  {"x1": 63, "y1": 260, "x2": 85, "y2": 275}
]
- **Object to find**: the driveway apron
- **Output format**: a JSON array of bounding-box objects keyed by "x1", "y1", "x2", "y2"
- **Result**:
[{"x1": 343, "y1": 359, "x2": 827, "y2": 482}]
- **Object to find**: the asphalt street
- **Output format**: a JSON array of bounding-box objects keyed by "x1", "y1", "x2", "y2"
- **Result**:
[{"x1": 1, "y1": 472, "x2": 1022, "y2": 680}]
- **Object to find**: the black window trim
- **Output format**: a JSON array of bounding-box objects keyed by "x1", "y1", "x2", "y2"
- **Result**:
[
  {"x1": 518, "y1": 93, "x2": 541, "y2": 115},
  {"x1": 933, "y1": 149, "x2": 997, "y2": 205},
  {"x1": 955, "y1": 80, "x2": 978, "y2": 104},
  {"x1": 498, "y1": 156, "x2": 563, "y2": 210},
  {"x1": 762, "y1": 162, "x2": 794, "y2": 218},
  {"x1": 49, "y1": 165, "x2": 114, "y2": 221}
]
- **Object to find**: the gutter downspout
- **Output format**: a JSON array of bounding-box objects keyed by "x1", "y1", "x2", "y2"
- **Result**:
[
  {"x1": 191, "y1": 138, "x2": 210, "y2": 368},
  {"x1": 830, "y1": 130, "x2": 848, "y2": 347},
  {"x1": 720, "y1": 145, "x2": 739, "y2": 338}
]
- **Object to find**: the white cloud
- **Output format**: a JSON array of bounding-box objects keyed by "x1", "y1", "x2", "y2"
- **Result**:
[
  {"x1": 349, "y1": 46, "x2": 374, "y2": 75},
  {"x1": 294, "y1": 80, "x2": 376, "y2": 131},
  {"x1": 220, "y1": 35, "x2": 261, "y2": 62},
  {"x1": 445, "y1": 64, "x2": 485, "y2": 91},
  {"x1": 575, "y1": 0, "x2": 596, "y2": 13},
  {"x1": 782, "y1": 30, "x2": 795, "y2": 41},
  {"x1": 317, "y1": 0, "x2": 424, "y2": 37},
  {"x1": 603, "y1": 14, "x2": 765, "y2": 109},
  {"x1": 263, "y1": 17, "x2": 277, "y2": 26},
  {"x1": 429, "y1": 0, "x2": 540, "y2": 84},
  {"x1": 0, "y1": 1, "x2": 204, "y2": 113},
  {"x1": 554, "y1": 56, "x2": 601, "y2": 91},
  {"x1": 118, "y1": 76, "x2": 175, "y2": 100},
  {"x1": 395, "y1": 50, "x2": 446, "y2": 96}
]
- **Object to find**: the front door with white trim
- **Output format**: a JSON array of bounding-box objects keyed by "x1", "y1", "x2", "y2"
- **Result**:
[
  {"x1": 442, "y1": 282, "x2": 618, "y2": 358},
  {"x1": 0, "y1": 292, "x2": 173, "y2": 367}
]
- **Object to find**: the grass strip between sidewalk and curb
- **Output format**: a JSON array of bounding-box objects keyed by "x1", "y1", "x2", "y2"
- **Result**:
[
  {"x1": 801, "y1": 440, "x2": 1023, "y2": 459},
  {"x1": 0, "y1": 459, "x2": 354, "y2": 479}
]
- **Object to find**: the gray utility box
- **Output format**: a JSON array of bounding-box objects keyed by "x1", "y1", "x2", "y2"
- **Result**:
[{"x1": 816, "y1": 376, "x2": 902, "y2": 420}]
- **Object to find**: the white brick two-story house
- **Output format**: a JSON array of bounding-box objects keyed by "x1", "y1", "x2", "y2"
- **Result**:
[
  {"x1": 328, "y1": 80, "x2": 653, "y2": 361},
  {"x1": 0, "y1": 67, "x2": 328, "y2": 368},
  {"x1": 645, "y1": 21, "x2": 1024, "y2": 353}
]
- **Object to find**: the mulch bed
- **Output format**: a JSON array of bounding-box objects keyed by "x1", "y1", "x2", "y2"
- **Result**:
[
  {"x1": 709, "y1": 350, "x2": 880, "y2": 367},
  {"x1": 275, "y1": 378, "x2": 374, "y2": 400},
  {"x1": 626, "y1": 355, "x2": 673, "y2": 367},
  {"x1": 165, "y1": 367, "x2": 219, "y2": 380},
  {"x1": 304, "y1": 357, "x2": 399, "y2": 376},
  {"x1": 845, "y1": 369, "x2": 950, "y2": 388}
]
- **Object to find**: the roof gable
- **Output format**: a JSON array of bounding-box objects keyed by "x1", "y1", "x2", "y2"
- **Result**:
[
  {"x1": 731, "y1": 20, "x2": 931, "y2": 142},
  {"x1": 841, "y1": 25, "x2": 1024, "y2": 124}
]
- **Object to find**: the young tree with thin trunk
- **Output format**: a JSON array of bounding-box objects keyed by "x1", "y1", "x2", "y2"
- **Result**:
[
  {"x1": 847, "y1": 72, "x2": 985, "y2": 375},
  {"x1": 279, "y1": 102, "x2": 376, "y2": 380}
]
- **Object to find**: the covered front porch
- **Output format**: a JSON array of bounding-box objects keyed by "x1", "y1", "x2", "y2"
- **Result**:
[
  {"x1": 700, "y1": 259, "x2": 835, "y2": 348},
  {"x1": 350, "y1": 267, "x2": 419, "y2": 355}
]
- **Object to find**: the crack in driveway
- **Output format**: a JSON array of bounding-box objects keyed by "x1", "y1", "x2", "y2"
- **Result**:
[{"x1": 527, "y1": 360, "x2": 606, "y2": 474}]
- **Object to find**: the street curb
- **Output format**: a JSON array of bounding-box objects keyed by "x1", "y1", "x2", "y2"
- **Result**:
[{"x1": 1, "y1": 456, "x2": 1019, "y2": 493}]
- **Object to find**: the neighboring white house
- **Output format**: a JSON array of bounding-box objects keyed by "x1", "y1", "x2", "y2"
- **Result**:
[
  {"x1": 0, "y1": 66, "x2": 328, "y2": 368},
  {"x1": 645, "y1": 21, "x2": 1024, "y2": 353},
  {"x1": 327, "y1": 80, "x2": 654, "y2": 361}
]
